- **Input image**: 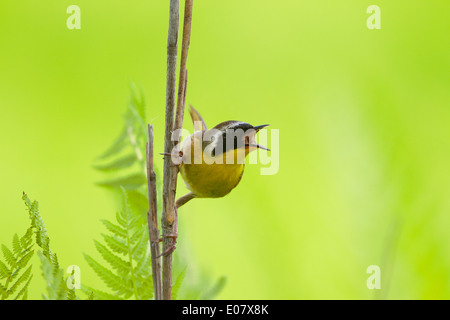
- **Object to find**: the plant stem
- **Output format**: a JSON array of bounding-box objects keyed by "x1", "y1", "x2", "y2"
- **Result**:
[
  {"x1": 126, "y1": 227, "x2": 140, "y2": 300},
  {"x1": 161, "y1": 0, "x2": 180, "y2": 300},
  {"x1": 174, "y1": 0, "x2": 193, "y2": 132},
  {"x1": 161, "y1": 0, "x2": 193, "y2": 300},
  {"x1": 146, "y1": 125, "x2": 163, "y2": 300}
]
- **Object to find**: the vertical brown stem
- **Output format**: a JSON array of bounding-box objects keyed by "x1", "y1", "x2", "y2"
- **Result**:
[
  {"x1": 174, "y1": 0, "x2": 194, "y2": 132},
  {"x1": 146, "y1": 125, "x2": 162, "y2": 300},
  {"x1": 161, "y1": 0, "x2": 180, "y2": 300},
  {"x1": 162, "y1": 0, "x2": 194, "y2": 300}
]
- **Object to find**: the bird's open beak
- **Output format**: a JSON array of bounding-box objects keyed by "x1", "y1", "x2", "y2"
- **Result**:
[
  {"x1": 254, "y1": 144, "x2": 270, "y2": 151},
  {"x1": 246, "y1": 143, "x2": 270, "y2": 151},
  {"x1": 252, "y1": 124, "x2": 269, "y2": 132},
  {"x1": 247, "y1": 124, "x2": 270, "y2": 151}
]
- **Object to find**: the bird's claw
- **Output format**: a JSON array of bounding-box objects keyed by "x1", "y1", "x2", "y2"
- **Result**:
[{"x1": 156, "y1": 232, "x2": 178, "y2": 258}]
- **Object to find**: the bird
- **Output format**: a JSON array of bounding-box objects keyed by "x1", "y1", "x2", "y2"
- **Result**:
[
  {"x1": 157, "y1": 106, "x2": 269, "y2": 257},
  {"x1": 173, "y1": 105, "x2": 270, "y2": 209}
]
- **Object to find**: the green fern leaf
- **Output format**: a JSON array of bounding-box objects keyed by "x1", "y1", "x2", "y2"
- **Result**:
[
  {"x1": 83, "y1": 253, "x2": 132, "y2": 295},
  {"x1": 133, "y1": 252, "x2": 152, "y2": 279},
  {"x1": 96, "y1": 173, "x2": 147, "y2": 190},
  {"x1": 51, "y1": 269, "x2": 67, "y2": 300},
  {"x1": 12, "y1": 234, "x2": 21, "y2": 256},
  {"x1": 16, "y1": 249, "x2": 34, "y2": 269},
  {"x1": 0, "y1": 260, "x2": 10, "y2": 279},
  {"x1": 121, "y1": 190, "x2": 140, "y2": 231},
  {"x1": 1, "y1": 245, "x2": 16, "y2": 267},
  {"x1": 97, "y1": 128, "x2": 128, "y2": 160},
  {"x1": 94, "y1": 154, "x2": 137, "y2": 172},
  {"x1": 67, "y1": 288, "x2": 77, "y2": 300},
  {"x1": 173, "y1": 266, "x2": 188, "y2": 300},
  {"x1": 135, "y1": 276, "x2": 153, "y2": 300},
  {"x1": 94, "y1": 240, "x2": 130, "y2": 275},
  {"x1": 126, "y1": 190, "x2": 151, "y2": 221},
  {"x1": 102, "y1": 234, "x2": 128, "y2": 255},
  {"x1": 85, "y1": 187, "x2": 155, "y2": 300},
  {"x1": 20, "y1": 228, "x2": 33, "y2": 249},
  {"x1": 13, "y1": 275, "x2": 33, "y2": 300},
  {"x1": 115, "y1": 212, "x2": 127, "y2": 229},
  {"x1": 16, "y1": 193, "x2": 81, "y2": 300},
  {"x1": 9, "y1": 265, "x2": 32, "y2": 295},
  {"x1": 131, "y1": 230, "x2": 149, "y2": 260},
  {"x1": 202, "y1": 276, "x2": 227, "y2": 300},
  {"x1": 128, "y1": 104, "x2": 147, "y2": 139},
  {"x1": 87, "y1": 291, "x2": 95, "y2": 300},
  {"x1": 81, "y1": 284, "x2": 123, "y2": 300},
  {"x1": 101, "y1": 219, "x2": 127, "y2": 238},
  {"x1": 23, "y1": 195, "x2": 51, "y2": 259},
  {"x1": 38, "y1": 252, "x2": 67, "y2": 300},
  {"x1": 128, "y1": 83, "x2": 146, "y2": 121},
  {"x1": 50, "y1": 253, "x2": 60, "y2": 276}
]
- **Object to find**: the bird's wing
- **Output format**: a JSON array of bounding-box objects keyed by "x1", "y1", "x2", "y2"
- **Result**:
[{"x1": 189, "y1": 105, "x2": 207, "y2": 132}]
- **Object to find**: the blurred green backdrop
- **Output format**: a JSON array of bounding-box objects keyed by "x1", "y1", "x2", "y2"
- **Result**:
[{"x1": 1, "y1": 0, "x2": 449, "y2": 299}]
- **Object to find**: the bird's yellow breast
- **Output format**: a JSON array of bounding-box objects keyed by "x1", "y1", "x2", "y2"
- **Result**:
[{"x1": 179, "y1": 150, "x2": 245, "y2": 198}]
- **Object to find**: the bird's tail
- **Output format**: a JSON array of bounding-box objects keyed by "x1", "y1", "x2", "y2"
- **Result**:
[{"x1": 189, "y1": 105, "x2": 207, "y2": 132}]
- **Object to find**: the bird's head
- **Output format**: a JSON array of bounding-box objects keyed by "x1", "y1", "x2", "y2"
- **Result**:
[{"x1": 209, "y1": 121, "x2": 270, "y2": 160}]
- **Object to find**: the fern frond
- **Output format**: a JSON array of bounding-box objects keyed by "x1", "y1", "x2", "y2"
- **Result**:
[
  {"x1": 19, "y1": 193, "x2": 80, "y2": 300},
  {"x1": 135, "y1": 276, "x2": 153, "y2": 300},
  {"x1": 0, "y1": 283, "x2": 6, "y2": 296},
  {"x1": 131, "y1": 230, "x2": 149, "y2": 260},
  {"x1": 22, "y1": 193, "x2": 51, "y2": 258},
  {"x1": 101, "y1": 219, "x2": 127, "y2": 238},
  {"x1": 94, "y1": 240, "x2": 130, "y2": 275},
  {"x1": 94, "y1": 154, "x2": 137, "y2": 172},
  {"x1": 38, "y1": 252, "x2": 67, "y2": 300},
  {"x1": 84, "y1": 188, "x2": 155, "y2": 300},
  {"x1": 16, "y1": 249, "x2": 34, "y2": 269},
  {"x1": 13, "y1": 275, "x2": 33, "y2": 300},
  {"x1": 20, "y1": 228, "x2": 33, "y2": 249},
  {"x1": 1, "y1": 245, "x2": 16, "y2": 267},
  {"x1": 0, "y1": 261, "x2": 10, "y2": 279},
  {"x1": 94, "y1": 84, "x2": 149, "y2": 193},
  {"x1": 12, "y1": 235, "x2": 21, "y2": 256},
  {"x1": 115, "y1": 212, "x2": 127, "y2": 229},
  {"x1": 120, "y1": 190, "x2": 139, "y2": 231},
  {"x1": 67, "y1": 288, "x2": 77, "y2": 300},
  {"x1": 133, "y1": 251, "x2": 151, "y2": 279},
  {"x1": 0, "y1": 219, "x2": 36, "y2": 300},
  {"x1": 81, "y1": 285, "x2": 124, "y2": 300},
  {"x1": 127, "y1": 104, "x2": 147, "y2": 140},
  {"x1": 102, "y1": 234, "x2": 128, "y2": 255},
  {"x1": 173, "y1": 266, "x2": 188, "y2": 300},
  {"x1": 9, "y1": 265, "x2": 32, "y2": 295},
  {"x1": 128, "y1": 83, "x2": 146, "y2": 122},
  {"x1": 87, "y1": 291, "x2": 95, "y2": 300},
  {"x1": 97, "y1": 173, "x2": 147, "y2": 191},
  {"x1": 83, "y1": 253, "x2": 132, "y2": 296}
]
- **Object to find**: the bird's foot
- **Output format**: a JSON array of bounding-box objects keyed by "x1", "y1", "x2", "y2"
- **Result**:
[
  {"x1": 158, "y1": 244, "x2": 176, "y2": 258},
  {"x1": 156, "y1": 232, "x2": 178, "y2": 258},
  {"x1": 160, "y1": 151, "x2": 183, "y2": 166}
]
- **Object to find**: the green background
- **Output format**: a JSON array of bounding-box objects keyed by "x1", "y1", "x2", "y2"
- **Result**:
[{"x1": 1, "y1": 0, "x2": 449, "y2": 299}]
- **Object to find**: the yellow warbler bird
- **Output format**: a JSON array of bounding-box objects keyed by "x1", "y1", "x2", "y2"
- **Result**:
[{"x1": 172, "y1": 106, "x2": 270, "y2": 208}]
